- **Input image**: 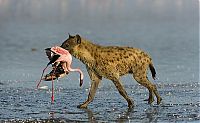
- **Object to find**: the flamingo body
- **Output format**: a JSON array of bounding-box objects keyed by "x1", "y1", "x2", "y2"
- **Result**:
[{"x1": 51, "y1": 46, "x2": 84, "y2": 86}]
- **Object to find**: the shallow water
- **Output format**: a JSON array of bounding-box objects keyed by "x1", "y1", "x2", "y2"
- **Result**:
[
  {"x1": 0, "y1": 0, "x2": 199, "y2": 122},
  {"x1": 0, "y1": 80, "x2": 199, "y2": 122}
]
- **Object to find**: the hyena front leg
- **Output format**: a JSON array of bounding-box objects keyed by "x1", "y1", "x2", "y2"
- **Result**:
[
  {"x1": 77, "y1": 67, "x2": 102, "y2": 108},
  {"x1": 110, "y1": 76, "x2": 134, "y2": 108}
]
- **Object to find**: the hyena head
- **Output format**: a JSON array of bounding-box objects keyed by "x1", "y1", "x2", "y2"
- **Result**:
[{"x1": 61, "y1": 34, "x2": 81, "y2": 51}]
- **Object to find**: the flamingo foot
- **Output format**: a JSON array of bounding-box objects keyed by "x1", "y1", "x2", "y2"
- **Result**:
[{"x1": 80, "y1": 79, "x2": 83, "y2": 87}]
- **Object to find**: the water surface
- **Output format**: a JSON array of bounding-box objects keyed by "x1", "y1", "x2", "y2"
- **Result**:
[{"x1": 0, "y1": 0, "x2": 199, "y2": 122}]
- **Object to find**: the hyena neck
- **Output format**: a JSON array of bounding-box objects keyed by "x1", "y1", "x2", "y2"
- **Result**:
[{"x1": 71, "y1": 39, "x2": 98, "y2": 66}]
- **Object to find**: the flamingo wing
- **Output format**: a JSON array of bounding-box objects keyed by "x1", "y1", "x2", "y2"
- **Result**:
[{"x1": 51, "y1": 46, "x2": 69, "y2": 55}]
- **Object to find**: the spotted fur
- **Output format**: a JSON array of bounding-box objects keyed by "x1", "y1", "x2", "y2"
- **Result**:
[{"x1": 61, "y1": 34, "x2": 162, "y2": 108}]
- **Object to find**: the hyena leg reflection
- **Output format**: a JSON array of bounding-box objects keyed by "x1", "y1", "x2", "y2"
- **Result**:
[{"x1": 77, "y1": 68, "x2": 102, "y2": 108}]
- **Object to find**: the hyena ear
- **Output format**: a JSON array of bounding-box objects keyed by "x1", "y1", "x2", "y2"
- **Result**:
[
  {"x1": 76, "y1": 34, "x2": 81, "y2": 44},
  {"x1": 68, "y1": 33, "x2": 74, "y2": 38}
]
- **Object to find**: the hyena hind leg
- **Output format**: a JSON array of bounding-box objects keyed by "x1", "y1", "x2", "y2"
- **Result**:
[{"x1": 133, "y1": 70, "x2": 162, "y2": 104}]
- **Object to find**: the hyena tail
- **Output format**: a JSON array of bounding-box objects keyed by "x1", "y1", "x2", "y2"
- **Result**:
[{"x1": 149, "y1": 63, "x2": 156, "y2": 80}]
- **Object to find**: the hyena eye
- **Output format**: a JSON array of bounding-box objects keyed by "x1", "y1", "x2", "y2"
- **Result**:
[{"x1": 65, "y1": 44, "x2": 69, "y2": 47}]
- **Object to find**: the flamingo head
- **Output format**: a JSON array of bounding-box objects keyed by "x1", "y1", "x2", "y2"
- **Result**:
[{"x1": 45, "y1": 48, "x2": 60, "y2": 66}]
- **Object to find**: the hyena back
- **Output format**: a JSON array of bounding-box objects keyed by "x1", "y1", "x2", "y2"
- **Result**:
[{"x1": 61, "y1": 34, "x2": 162, "y2": 108}]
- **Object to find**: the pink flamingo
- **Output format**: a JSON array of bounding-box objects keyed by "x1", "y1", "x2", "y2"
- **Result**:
[
  {"x1": 50, "y1": 46, "x2": 84, "y2": 86},
  {"x1": 37, "y1": 46, "x2": 84, "y2": 103}
]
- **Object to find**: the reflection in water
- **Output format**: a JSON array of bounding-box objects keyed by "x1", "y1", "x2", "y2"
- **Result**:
[
  {"x1": 49, "y1": 111, "x2": 55, "y2": 120},
  {"x1": 82, "y1": 108, "x2": 97, "y2": 122},
  {"x1": 144, "y1": 106, "x2": 161, "y2": 123},
  {"x1": 0, "y1": 0, "x2": 68, "y2": 23},
  {"x1": 81, "y1": 106, "x2": 162, "y2": 122},
  {"x1": 117, "y1": 107, "x2": 134, "y2": 122},
  {"x1": 0, "y1": 0, "x2": 188, "y2": 24}
]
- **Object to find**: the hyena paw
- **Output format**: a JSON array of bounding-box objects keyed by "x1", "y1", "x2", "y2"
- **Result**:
[
  {"x1": 128, "y1": 99, "x2": 134, "y2": 108},
  {"x1": 144, "y1": 98, "x2": 155, "y2": 104},
  {"x1": 77, "y1": 103, "x2": 88, "y2": 109},
  {"x1": 157, "y1": 97, "x2": 162, "y2": 105}
]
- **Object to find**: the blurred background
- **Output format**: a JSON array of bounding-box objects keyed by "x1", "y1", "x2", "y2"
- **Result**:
[
  {"x1": 0, "y1": 0, "x2": 198, "y2": 85},
  {"x1": 0, "y1": 0, "x2": 198, "y2": 121},
  {"x1": 0, "y1": 0, "x2": 198, "y2": 84}
]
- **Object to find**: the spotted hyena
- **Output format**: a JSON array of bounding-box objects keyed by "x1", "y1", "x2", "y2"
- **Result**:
[{"x1": 61, "y1": 34, "x2": 162, "y2": 108}]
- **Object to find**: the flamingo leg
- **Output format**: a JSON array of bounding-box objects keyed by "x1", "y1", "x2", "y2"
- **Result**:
[
  {"x1": 37, "y1": 65, "x2": 48, "y2": 88},
  {"x1": 51, "y1": 66, "x2": 57, "y2": 104},
  {"x1": 62, "y1": 62, "x2": 69, "y2": 73},
  {"x1": 65, "y1": 61, "x2": 84, "y2": 86},
  {"x1": 51, "y1": 76, "x2": 54, "y2": 103}
]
